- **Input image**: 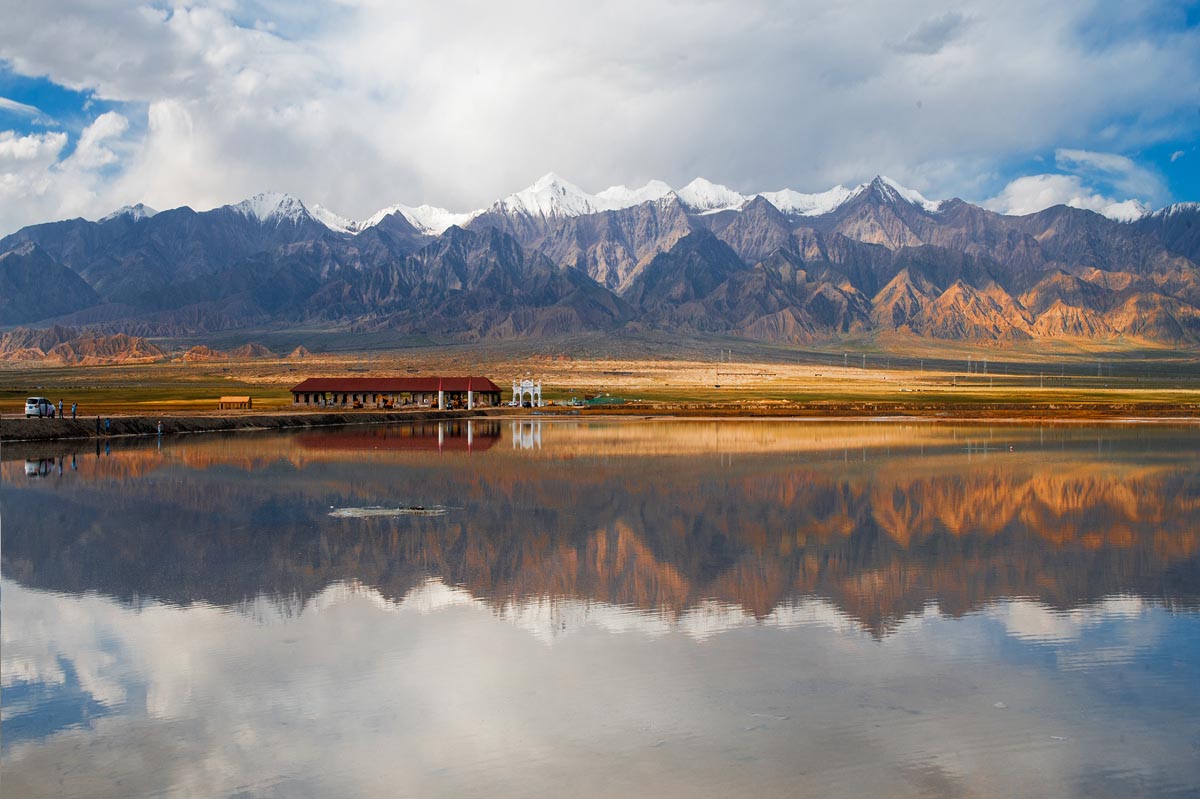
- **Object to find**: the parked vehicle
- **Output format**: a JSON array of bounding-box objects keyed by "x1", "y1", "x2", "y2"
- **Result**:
[{"x1": 25, "y1": 397, "x2": 55, "y2": 418}]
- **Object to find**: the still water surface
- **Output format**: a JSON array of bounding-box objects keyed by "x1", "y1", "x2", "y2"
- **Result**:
[{"x1": 3, "y1": 420, "x2": 1199, "y2": 798}]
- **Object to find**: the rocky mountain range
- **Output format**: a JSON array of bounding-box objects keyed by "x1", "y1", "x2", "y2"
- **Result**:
[{"x1": 2, "y1": 173, "x2": 1199, "y2": 345}]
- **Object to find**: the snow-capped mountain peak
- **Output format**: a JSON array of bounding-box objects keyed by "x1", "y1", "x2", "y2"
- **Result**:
[
  {"x1": 359, "y1": 204, "x2": 408, "y2": 231},
  {"x1": 403, "y1": 204, "x2": 483, "y2": 234},
  {"x1": 99, "y1": 203, "x2": 158, "y2": 223},
  {"x1": 310, "y1": 204, "x2": 355, "y2": 234},
  {"x1": 862, "y1": 176, "x2": 944, "y2": 213},
  {"x1": 494, "y1": 172, "x2": 599, "y2": 218},
  {"x1": 1146, "y1": 201, "x2": 1199, "y2": 219},
  {"x1": 531, "y1": 171, "x2": 569, "y2": 190},
  {"x1": 595, "y1": 180, "x2": 674, "y2": 210},
  {"x1": 230, "y1": 192, "x2": 312, "y2": 225},
  {"x1": 1101, "y1": 199, "x2": 1150, "y2": 222},
  {"x1": 232, "y1": 173, "x2": 961, "y2": 239},
  {"x1": 758, "y1": 186, "x2": 856, "y2": 217},
  {"x1": 359, "y1": 203, "x2": 481, "y2": 235},
  {"x1": 676, "y1": 178, "x2": 748, "y2": 214}
]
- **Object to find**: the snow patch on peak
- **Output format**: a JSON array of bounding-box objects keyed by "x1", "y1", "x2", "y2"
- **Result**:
[
  {"x1": 311, "y1": 204, "x2": 355, "y2": 233},
  {"x1": 759, "y1": 186, "x2": 856, "y2": 217},
  {"x1": 1144, "y1": 201, "x2": 1196, "y2": 220},
  {"x1": 361, "y1": 203, "x2": 480, "y2": 235},
  {"x1": 99, "y1": 203, "x2": 158, "y2": 223},
  {"x1": 400, "y1": 204, "x2": 482, "y2": 234},
  {"x1": 530, "y1": 171, "x2": 569, "y2": 190},
  {"x1": 1102, "y1": 199, "x2": 1150, "y2": 222},
  {"x1": 676, "y1": 178, "x2": 748, "y2": 214},
  {"x1": 230, "y1": 192, "x2": 311, "y2": 225},
  {"x1": 595, "y1": 180, "x2": 674, "y2": 210},
  {"x1": 493, "y1": 173, "x2": 599, "y2": 218},
  {"x1": 866, "y1": 176, "x2": 944, "y2": 213}
]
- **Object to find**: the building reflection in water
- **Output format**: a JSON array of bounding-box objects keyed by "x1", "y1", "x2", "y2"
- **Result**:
[
  {"x1": 3, "y1": 421, "x2": 1198, "y2": 633},
  {"x1": 293, "y1": 420, "x2": 502, "y2": 454},
  {"x1": 511, "y1": 420, "x2": 542, "y2": 450},
  {"x1": 3, "y1": 421, "x2": 1200, "y2": 799}
]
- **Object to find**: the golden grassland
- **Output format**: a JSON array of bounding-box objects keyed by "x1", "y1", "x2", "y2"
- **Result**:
[{"x1": 3, "y1": 334, "x2": 1200, "y2": 418}]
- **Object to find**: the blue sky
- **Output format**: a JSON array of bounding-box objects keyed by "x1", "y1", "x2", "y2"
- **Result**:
[{"x1": 1, "y1": 0, "x2": 1198, "y2": 234}]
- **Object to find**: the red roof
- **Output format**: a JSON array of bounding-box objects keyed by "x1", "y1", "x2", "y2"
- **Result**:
[{"x1": 290, "y1": 376, "x2": 501, "y2": 393}]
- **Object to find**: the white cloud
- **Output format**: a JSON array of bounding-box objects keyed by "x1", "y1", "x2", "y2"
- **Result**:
[
  {"x1": 1170, "y1": 150, "x2": 1185, "y2": 163},
  {"x1": 0, "y1": 130, "x2": 65, "y2": 163},
  {"x1": 4, "y1": 576, "x2": 1194, "y2": 798},
  {"x1": 64, "y1": 111, "x2": 129, "y2": 169},
  {"x1": 1054, "y1": 147, "x2": 1167, "y2": 201},
  {"x1": 0, "y1": 130, "x2": 69, "y2": 210},
  {"x1": 983, "y1": 145, "x2": 1169, "y2": 221},
  {"x1": 0, "y1": 113, "x2": 135, "y2": 225},
  {"x1": 983, "y1": 173, "x2": 1149, "y2": 221},
  {"x1": 987, "y1": 596, "x2": 1147, "y2": 644},
  {"x1": 0, "y1": 1, "x2": 1197, "y2": 233},
  {"x1": 0, "y1": 96, "x2": 42, "y2": 117}
]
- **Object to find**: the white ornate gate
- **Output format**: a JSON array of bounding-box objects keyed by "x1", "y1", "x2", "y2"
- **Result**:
[{"x1": 511, "y1": 378, "x2": 542, "y2": 407}]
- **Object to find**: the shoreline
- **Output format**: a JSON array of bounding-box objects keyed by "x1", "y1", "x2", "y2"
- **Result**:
[
  {"x1": 4, "y1": 403, "x2": 1200, "y2": 443},
  {"x1": 0, "y1": 409, "x2": 503, "y2": 443}
]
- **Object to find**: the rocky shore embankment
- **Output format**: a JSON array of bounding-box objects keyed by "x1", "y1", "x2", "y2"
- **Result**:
[{"x1": 1, "y1": 409, "x2": 503, "y2": 443}]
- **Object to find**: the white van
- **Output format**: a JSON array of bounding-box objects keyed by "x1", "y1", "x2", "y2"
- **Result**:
[{"x1": 25, "y1": 397, "x2": 55, "y2": 418}]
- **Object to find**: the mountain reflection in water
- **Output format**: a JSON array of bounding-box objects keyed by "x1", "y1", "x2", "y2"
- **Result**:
[
  {"x1": 4, "y1": 420, "x2": 1200, "y2": 799},
  {"x1": 3, "y1": 420, "x2": 1198, "y2": 633}
]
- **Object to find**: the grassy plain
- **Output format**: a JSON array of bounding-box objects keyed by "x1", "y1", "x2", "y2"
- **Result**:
[{"x1": 3, "y1": 333, "x2": 1200, "y2": 418}]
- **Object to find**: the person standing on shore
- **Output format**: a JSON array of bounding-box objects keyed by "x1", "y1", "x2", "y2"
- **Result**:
[
  {"x1": 71, "y1": 402, "x2": 77, "y2": 420},
  {"x1": 104, "y1": 418, "x2": 110, "y2": 436},
  {"x1": 58, "y1": 399, "x2": 63, "y2": 419},
  {"x1": 96, "y1": 416, "x2": 100, "y2": 436}
]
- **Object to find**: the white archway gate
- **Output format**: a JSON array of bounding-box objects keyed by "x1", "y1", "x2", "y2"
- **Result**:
[{"x1": 511, "y1": 378, "x2": 542, "y2": 407}]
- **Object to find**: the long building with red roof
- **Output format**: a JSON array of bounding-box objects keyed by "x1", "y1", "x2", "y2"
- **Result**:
[{"x1": 289, "y1": 376, "x2": 502, "y2": 410}]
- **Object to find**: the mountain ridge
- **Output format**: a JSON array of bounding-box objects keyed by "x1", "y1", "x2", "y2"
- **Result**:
[{"x1": 3, "y1": 175, "x2": 1200, "y2": 347}]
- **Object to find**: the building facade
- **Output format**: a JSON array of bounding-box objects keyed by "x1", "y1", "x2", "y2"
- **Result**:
[{"x1": 289, "y1": 377, "x2": 502, "y2": 410}]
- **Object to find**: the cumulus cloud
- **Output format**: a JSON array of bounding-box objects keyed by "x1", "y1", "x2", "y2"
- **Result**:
[
  {"x1": 984, "y1": 147, "x2": 1165, "y2": 220},
  {"x1": 0, "y1": 0, "x2": 1197, "y2": 232},
  {"x1": 0, "y1": 130, "x2": 68, "y2": 206},
  {"x1": 0, "y1": 113, "x2": 133, "y2": 224},
  {"x1": 64, "y1": 111, "x2": 129, "y2": 169},
  {"x1": 5, "y1": 575, "x2": 1194, "y2": 798},
  {"x1": 983, "y1": 173, "x2": 1149, "y2": 221}
]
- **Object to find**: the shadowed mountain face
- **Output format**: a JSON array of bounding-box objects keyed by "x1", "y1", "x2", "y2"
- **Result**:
[
  {"x1": 0, "y1": 243, "x2": 99, "y2": 324},
  {"x1": 4, "y1": 421, "x2": 1197, "y2": 637},
  {"x1": 3, "y1": 184, "x2": 1200, "y2": 344},
  {"x1": 342, "y1": 226, "x2": 632, "y2": 336}
]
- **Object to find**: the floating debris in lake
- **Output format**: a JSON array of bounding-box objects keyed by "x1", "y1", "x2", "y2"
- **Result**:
[{"x1": 329, "y1": 505, "x2": 447, "y2": 518}]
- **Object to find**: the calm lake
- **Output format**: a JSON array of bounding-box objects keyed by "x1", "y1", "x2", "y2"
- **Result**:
[{"x1": 3, "y1": 420, "x2": 1199, "y2": 798}]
